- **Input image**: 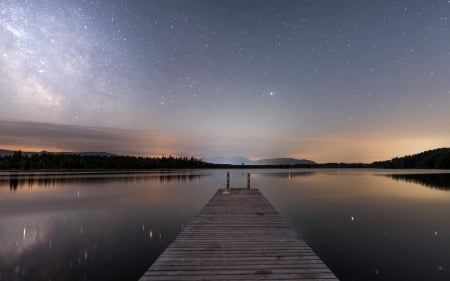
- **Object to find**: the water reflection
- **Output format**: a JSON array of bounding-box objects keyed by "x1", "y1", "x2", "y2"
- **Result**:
[
  {"x1": 256, "y1": 169, "x2": 450, "y2": 281},
  {"x1": 386, "y1": 173, "x2": 450, "y2": 191},
  {"x1": 0, "y1": 170, "x2": 216, "y2": 281},
  {"x1": 2, "y1": 172, "x2": 207, "y2": 191},
  {"x1": 257, "y1": 170, "x2": 316, "y2": 179},
  {"x1": 2, "y1": 169, "x2": 450, "y2": 281}
]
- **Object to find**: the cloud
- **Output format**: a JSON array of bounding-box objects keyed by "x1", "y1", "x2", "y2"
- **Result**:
[
  {"x1": 1, "y1": 120, "x2": 449, "y2": 162},
  {"x1": 0, "y1": 120, "x2": 199, "y2": 156}
]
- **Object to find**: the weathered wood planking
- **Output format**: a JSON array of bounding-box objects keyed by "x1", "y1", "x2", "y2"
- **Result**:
[{"x1": 139, "y1": 188, "x2": 339, "y2": 281}]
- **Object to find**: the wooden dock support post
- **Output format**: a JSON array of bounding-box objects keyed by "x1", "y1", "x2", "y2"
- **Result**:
[
  {"x1": 222, "y1": 172, "x2": 230, "y2": 194},
  {"x1": 247, "y1": 173, "x2": 250, "y2": 189}
]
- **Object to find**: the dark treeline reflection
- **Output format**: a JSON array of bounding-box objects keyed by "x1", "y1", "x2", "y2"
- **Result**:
[
  {"x1": 386, "y1": 173, "x2": 450, "y2": 191},
  {"x1": 3, "y1": 172, "x2": 207, "y2": 191}
]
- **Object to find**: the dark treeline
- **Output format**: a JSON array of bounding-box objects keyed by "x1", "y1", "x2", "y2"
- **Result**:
[
  {"x1": 0, "y1": 151, "x2": 211, "y2": 170},
  {"x1": 2, "y1": 148, "x2": 450, "y2": 170},
  {"x1": 371, "y1": 148, "x2": 450, "y2": 169}
]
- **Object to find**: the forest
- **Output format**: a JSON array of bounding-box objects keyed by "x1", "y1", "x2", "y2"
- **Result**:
[
  {"x1": 2, "y1": 148, "x2": 450, "y2": 170},
  {"x1": 371, "y1": 148, "x2": 450, "y2": 169},
  {"x1": 0, "y1": 151, "x2": 211, "y2": 170}
]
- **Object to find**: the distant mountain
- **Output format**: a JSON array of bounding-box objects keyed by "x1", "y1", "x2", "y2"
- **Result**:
[
  {"x1": 203, "y1": 156, "x2": 315, "y2": 165},
  {"x1": 371, "y1": 148, "x2": 450, "y2": 169},
  {"x1": 0, "y1": 149, "x2": 14, "y2": 157},
  {"x1": 0, "y1": 149, "x2": 115, "y2": 157},
  {"x1": 203, "y1": 156, "x2": 253, "y2": 165}
]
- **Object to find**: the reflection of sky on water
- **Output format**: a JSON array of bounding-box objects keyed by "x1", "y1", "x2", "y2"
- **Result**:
[
  {"x1": 255, "y1": 169, "x2": 450, "y2": 281},
  {"x1": 0, "y1": 171, "x2": 217, "y2": 281},
  {"x1": 254, "y1": 170, "x2": 316, "y2": 179},
  {"x1": 1, "y1": 169, "x2": 450, "y2": 281},
  {"x1": 0, "y1": 215, "x2": 49, "y2": 265}
]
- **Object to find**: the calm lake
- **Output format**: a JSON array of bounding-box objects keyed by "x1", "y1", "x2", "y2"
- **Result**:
[{"x1": 1, "y1": 169, "x2": 450, "y2": 281}]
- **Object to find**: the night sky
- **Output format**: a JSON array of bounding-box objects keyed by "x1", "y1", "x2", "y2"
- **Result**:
[{"x1": 1, "y1": 0, "x2": 450, "y2": 162}]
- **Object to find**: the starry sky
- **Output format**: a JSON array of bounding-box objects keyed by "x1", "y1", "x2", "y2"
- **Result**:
[{"x1": 1, "y1": 0, "x2": 450, "y2": 162}]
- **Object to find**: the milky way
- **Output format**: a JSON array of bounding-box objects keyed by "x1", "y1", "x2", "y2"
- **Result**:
[{"x1": 1, "y1": 0, "x2": 450, "y2": 162}]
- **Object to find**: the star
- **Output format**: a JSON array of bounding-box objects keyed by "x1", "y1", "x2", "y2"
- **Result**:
[{"x1": 0, "y1": 0, "x2": 449, "y2": 162}]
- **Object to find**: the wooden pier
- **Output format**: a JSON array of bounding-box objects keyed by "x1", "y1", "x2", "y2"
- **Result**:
[{"x1": 140, "y1": 188, "x2": 339, "y2": 280}]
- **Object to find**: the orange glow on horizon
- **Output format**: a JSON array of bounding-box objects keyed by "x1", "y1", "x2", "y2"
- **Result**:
[{"x1": 1, "y1": 121, "x2": 449, "y2": 163}]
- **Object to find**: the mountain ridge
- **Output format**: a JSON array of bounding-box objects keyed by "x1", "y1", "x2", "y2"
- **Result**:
[{"x1": 203, "y1": 156, "x2": 316, "y2": 165}]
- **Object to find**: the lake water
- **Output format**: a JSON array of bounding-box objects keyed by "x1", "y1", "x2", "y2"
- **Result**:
[{"x1": 1, "y1": 169, "x2": 450, "y2": 281}]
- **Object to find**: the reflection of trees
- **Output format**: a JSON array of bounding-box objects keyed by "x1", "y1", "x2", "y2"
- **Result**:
[
  {"x1": 386, "y1": 174, "x2": 450, "y2": 191},
  {"x1": 9, "y1": 175, "x2": 18, "y2": 191},
  {"x1": 157, "y1": 174, "x2": 204, "y2": 183},
  {"x1": 5, "y1": 173, "x2": 207, "y2": 191}
]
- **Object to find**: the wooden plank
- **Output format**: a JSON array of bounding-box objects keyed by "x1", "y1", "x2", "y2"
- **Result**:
[{"x1": 139, "y1": 188, "x2": 339, "y2": 280}]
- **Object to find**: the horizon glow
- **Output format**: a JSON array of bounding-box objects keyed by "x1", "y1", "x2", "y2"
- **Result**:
[{"x1": 1, "y1": 0, "x2": 450, "y2": 162}]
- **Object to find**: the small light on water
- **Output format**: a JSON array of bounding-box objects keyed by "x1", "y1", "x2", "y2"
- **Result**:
[
  {"x1": 374, "y1": 269, "x2": 379, "y2": 275},
  {"x1": 434, "y1": 231, "x2": 438, "y2": 236},
  {"x1": 142, "y1": 224, "x2": 145, "y2": 231},
  {"x1": 149, "y1": 230, "x2": 153, "y2": 239},
  {"x1": 23, "y1": 227, "x2": 26, "y2": 239},
  {"x1": 438, "y1": 266, "x2": 444, "y2": 271},
  {"x1": 351, "y1": 216, "x2": 355, "y2": 221},
  {"x1": 84, "y1": 250, "x2": 88, "y2": 260}
]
